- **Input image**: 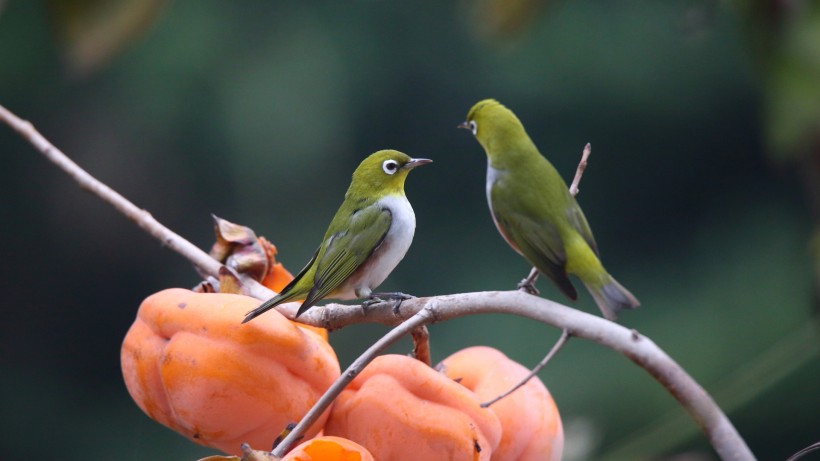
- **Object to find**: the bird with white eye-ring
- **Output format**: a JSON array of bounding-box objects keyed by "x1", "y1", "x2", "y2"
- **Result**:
[
  {"x1": 243, "y1": 149, "x2": 432, "y2": 323},
  {"x1": 383, "y1": 159, "x2": 400, "y2": 175},
  {"x1": 459, "y1": 99, "x2": 639, "y2": 320}
]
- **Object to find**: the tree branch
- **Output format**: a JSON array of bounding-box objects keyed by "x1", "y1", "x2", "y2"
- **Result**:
[
  {"x1": 288, "y1": 294, "x2": 755, "y2": 461},
  {"x1": 0, "y1": 104, "x2": 274, "y2": 301},
  {"x1": 2, "y1": 105, "x2": 754, "y2": 460}
]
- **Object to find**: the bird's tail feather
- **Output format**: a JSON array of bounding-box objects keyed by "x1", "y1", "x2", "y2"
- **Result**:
[
  {"x1": 587, "y1": 276, "x2": 640, "y2": 321},
  {"x1": 242, "y1": 292, "x2": 299, "y2": 324}
]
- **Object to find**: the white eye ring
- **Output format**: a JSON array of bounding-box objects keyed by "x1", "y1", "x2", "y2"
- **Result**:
[
  {"x1": 382, "y1": 159, "x2": 399, "y2": 175},
  {"x1": 469, "y1": 120, "x2": 477, "y2": 135}
]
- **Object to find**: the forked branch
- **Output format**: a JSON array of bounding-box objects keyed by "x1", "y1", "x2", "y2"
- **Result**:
[{"x1": 1, "y1": 104, "x2": 754, "y2": 461}]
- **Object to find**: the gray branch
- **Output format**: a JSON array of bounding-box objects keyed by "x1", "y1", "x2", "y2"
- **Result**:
[{"x1": 1, "y1": 103, "x2": 754, "y2": 461}]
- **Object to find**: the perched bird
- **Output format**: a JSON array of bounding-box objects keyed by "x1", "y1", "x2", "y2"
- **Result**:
[
  {"x1": 243, "y1": 150, "x2": 432, "y2": 323},
  {"x1": 459, "y1": 99, "x2": 639, "y2": 320}
]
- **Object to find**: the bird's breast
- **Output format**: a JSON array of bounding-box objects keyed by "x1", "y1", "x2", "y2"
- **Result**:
[
  {"x1": 486, "y1": 165, "x2": 504, "y2": 202},
  {"x1": 341, "y1": 194, "x2": 416, "y2": 296}
]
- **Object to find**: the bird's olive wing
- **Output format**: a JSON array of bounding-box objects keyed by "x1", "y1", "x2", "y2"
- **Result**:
[
  {"x1": 300, "y1": 205, "x2": 392, "y2": 307},
  {"x1": 491, "y1": 201, "x2": 578, "y2": 301},
  {"x1": 566, "y1": 201, "x2": 599, "y2": 256}
]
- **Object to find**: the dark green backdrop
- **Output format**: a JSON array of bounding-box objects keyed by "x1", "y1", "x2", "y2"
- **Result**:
[{"x1": 2, "y1": 2, "x2": 818, "y2": 460}]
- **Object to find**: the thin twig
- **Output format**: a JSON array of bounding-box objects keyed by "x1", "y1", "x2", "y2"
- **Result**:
[
  {"x1": 2, "y1": 107, "x2": 754, "y2": 460},
  {"x1": 516, "y1": 266, "x2": 540, "y2": 294},
  {"x1": 569, "y1": 142, "x2": 592, "y2": 196},
  {"x1": 0, "y1": 104, "x2": 274, "y2": 301},
  {"x1": 480, "y1": 329, "x2": 571, "y2": 408},
  {"x1": 270, "y1": 307, "x2": 435, "y2": 457},
  {"x1": 787, "y1": 441, "x2": 820, "y2": 461}
]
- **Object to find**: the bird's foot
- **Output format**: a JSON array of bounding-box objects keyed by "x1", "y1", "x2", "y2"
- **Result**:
[
  {"x1": 517, "y1": 268, "x2": 540, "y2": 295},
  {"x1": 366, "y1": 292, "x2": 415, "y2": 315},
  {"x1": 361, "y1": 296, "x2": 384, "y2": 311},
  {"x1": 517, "y1": 277, "x2": 540, "y2": 295}
]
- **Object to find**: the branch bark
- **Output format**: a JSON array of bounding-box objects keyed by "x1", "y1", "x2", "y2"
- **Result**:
[
  {"x1": 2, "y1": 104, "x2": 754, "y2": 460},
  {"x1": 0, "y1": 104, "x2": 274, "y2": 301},
  {"x1": 288, "y1": 294, "x2": 755, "y2": 461}
]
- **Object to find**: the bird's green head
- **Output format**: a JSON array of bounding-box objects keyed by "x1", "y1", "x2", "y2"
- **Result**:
[
  {"x1": 349, "y1": 149, "x2": 432, "y2": 197},
  {"x1": 459, "y1": 99, "x2": 528, "y2": 157}
]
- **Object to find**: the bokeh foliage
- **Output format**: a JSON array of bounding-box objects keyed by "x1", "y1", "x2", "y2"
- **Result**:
[{"x1": 1, "y1": 1, "x2": 819, "y2": 460}]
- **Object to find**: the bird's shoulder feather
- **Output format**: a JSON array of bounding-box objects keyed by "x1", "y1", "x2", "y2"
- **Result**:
[{"x1": 301, "y1": 203, "x2": 393, "y2": 307}]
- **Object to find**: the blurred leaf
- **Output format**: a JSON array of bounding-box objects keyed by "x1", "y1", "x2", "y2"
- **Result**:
[
  {"x1": 46, "y1": 0, "x2": 168, "y2": 77},
  {"x1": 736, "y1": 0, "x2": 820, "y2": 161},
  {"x1": 764, "y1": 3, "x2": 820, "y2": 161},
  {"x1": 462, "y1": 0, "x2": 551, "y2": 41}
]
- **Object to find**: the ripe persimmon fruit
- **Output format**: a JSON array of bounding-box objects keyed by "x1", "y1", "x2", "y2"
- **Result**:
[
  {"x1": 121, "y1": 288, "x2": 341, "y2": 455},
  {"x1": 282, "y1": 436, "x2": 375, "y2": 461},
  {"x1": 324, "y1": 354, "x2": 502, "y2": 461},
  {"x1": 439, "y1": 346, "x2": 564, "y2": 461}
]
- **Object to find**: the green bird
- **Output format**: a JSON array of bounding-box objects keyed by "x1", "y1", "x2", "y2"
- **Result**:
[
  {"x1": 243, "y1": 150, "x2": 432, "y2": 323},
  {"x1": 459, "y1": 99, "x2": 639, "y2": 320}
]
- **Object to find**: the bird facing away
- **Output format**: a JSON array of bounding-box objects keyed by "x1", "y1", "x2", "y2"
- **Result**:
[
  {"x1": 243, "y1": 150, "x2": 432, "y2": 323},
  {"x1": 459, "y1": 99, "x2": 639, "y2": 320}
]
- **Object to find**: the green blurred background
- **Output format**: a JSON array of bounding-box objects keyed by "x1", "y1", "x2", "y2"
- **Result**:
[{"x1": 2, "y1": 1, "x2": 819, "y2": 460}]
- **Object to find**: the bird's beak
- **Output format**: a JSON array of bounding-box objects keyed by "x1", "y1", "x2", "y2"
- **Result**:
[
  {"x1": 457, "y1": 121, "x2": 470, "y2": 130},
  {"x1": 404, "y1": 158, "x2": 433, "y2": 169}
]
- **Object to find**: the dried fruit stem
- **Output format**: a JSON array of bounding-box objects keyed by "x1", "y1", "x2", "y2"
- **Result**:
[{"x1": 411, "y1": 325, "x2": 431, "y2": 366}]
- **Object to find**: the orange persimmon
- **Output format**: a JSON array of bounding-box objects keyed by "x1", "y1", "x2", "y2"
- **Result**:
[
  {"x1": 282, "y1": 436, "x2": 375, "y2": 461},
  {"x1": 121, "y1": 288, "x2": 341, "y2": 455},
  {"x1": 439, "y1": 346, "x2": 564, "y2": 461},
  {"x1": 324, "y1": 354, "x2": 502, "y2": 461}
]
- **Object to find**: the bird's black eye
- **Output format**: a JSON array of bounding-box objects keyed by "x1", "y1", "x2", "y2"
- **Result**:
[
  {"x1": 469, "y1": 120, "x2": 477, "y2": 135},
  {"x1": 382, "y1": 159, "x2": 399, "y2": 175}
]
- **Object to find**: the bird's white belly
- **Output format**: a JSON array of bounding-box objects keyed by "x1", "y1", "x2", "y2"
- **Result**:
[{"x1": 336, "y1": 194, "x2": 416, "y2": 299}]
